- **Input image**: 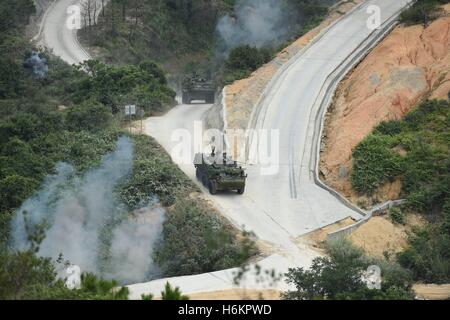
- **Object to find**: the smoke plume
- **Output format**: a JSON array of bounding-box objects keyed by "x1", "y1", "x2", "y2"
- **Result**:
[
  {"x1": 11, "y1": 136, "x2": 165, "y2": 284},
  {"x1": 216, "y1": 0, "x2": 290, "y2": 52},
  {"x1": 23, "y1": 51, "x2": 48, "y2": 78}
]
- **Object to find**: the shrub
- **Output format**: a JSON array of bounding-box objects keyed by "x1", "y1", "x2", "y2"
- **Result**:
[
  {"x1": 351, "y1": 135, "x2": 402, "y2": 194},
  {"x1": 154, "y1": 198, "x2": 257, "y2": 277},
  {"x1": 399, "y1": 0, "x2": 449, "y2": 25},
  {"x1": 118, "y1": 135, "x2": 195, "y2": 207},
  {"x1": 160, "y1": 282, "x2": 189, "y2": 300},
  {"x1": 0, "y1": 250, "x2": 129, "y2": 300},
  {"x1": 65, "y1": 101, "x2": 112, "y2": 132},
  {"x1": 222, "y1": 45, "x2": 273, "y2": 84},
  {"x1": 374, "y1": 120, "x2": 403, "y2": 136},
  {"x1": 389, "y1": 207, "x2": 405, "y2": 225},
  {"x1": 73, "y1": 60, "x2": 175, "y2": 113},
  {"x1": 282, "y1": 239, "x2": 414, "y2": 300},
  {"x1": 0, "y1": 175, "x2": 38, "y2": 211},
  {"x1": 397, "y1": 225, "x2": 450, "y2": 283},
  {"x1": 351, "y1": 99, "x2": 450, "y2": 212}
]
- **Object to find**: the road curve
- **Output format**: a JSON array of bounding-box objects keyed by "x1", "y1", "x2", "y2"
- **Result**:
[{"x1": 36, "y1": 0, "x2": 92, "y2": 65}]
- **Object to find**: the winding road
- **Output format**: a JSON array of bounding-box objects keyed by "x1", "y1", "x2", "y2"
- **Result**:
[
  {"x1": 34, "y1": 0, "x2": 97, "y2": 65},
  {"x1": 38, "y1": 0, "x2": 412, "y2": 298}
]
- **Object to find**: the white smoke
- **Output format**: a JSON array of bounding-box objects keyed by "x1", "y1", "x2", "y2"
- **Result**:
[
  {"x1": 216, "y1": 0, "x2": 289, "y2": 52},
  {"x1": 11, "y1": 136, "x2": 165, "y2": 284},
  {"x1": 106, "y1": 206, "x2": 165, "y2": 283},
  {"x1": 23, "y1": 52, "x2": 48, "y2": 78}
]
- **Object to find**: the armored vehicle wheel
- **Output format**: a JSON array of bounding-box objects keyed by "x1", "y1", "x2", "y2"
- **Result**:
[
  {"x1": 182, "y1": 92, "x2": 190, "y2": 104},
  {"x1": 202, "y1": 175, "x2": 208, "y2": 187},
  {"x1": 237, "y1": 187, "x2": 245, "y2": 195},
  {"x1": 208, "y1": 180, "x2": 217, "y2": 195}
]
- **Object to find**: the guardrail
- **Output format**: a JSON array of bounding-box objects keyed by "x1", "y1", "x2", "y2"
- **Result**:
[
  {"x1": 327, "y1": 199, "x2": 406, "y2": 241},
  {"x1": 309, "y1": 4, "x2": 411, "y2": 218}
]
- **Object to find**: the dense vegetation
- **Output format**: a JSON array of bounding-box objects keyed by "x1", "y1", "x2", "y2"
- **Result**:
[
  {"x1": 81, "y1": 0, "x2": 336, "y2": 82},
  {"x1": 0, "y1": 249, "x2": 129, "y2": 299},
  {"x1": 282, "y1": 240, "x2": 414, "y2": 300},
  {"x1": 73, "y1": 60, "x2": 175, "y2": 114},
  {"x1": 221, "y1": 45, "x2": 273, "y2": 84},
  {"x1": 155, "y1": 199, "x2": 258, "y2": 276},
  {"x1": 400, "y1": 0, "x2": 450, "y2": 25},
  {"x1": 80, "y1": 0, "x2": 234, "y2": 72},
  {"x1": 351, "y1": 97, "x2": 450, "y2": 284},
  {"x1": 0, "y1": 1, "x2": 255, "y2": 298},
  {"x1": 351, "y1": 99, "x2": 449, "y2": 213}
]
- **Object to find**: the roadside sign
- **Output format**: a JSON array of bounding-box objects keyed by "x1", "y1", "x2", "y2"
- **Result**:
[{"x1": 125, "y1": 104, "x2": 136, "y2": 115}]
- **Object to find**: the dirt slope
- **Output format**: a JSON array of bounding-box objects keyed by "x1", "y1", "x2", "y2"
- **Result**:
[
  {"x1": 413, "y1": 284, "x2": 450, "y2": 300},
  {"x1": 320, "y1": 5, "x2": 450, "y2": 206}
]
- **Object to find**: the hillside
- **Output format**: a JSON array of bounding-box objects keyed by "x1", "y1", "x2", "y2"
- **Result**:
[
  {"x1": 320, "y1": 3, "x2": 450, "y2": 206},
  {"x1": 79, "y1": 0, "x2": 339, "y2": 81},
  {"x1": 318, "y1": 1, "x2": 450, "y2": 290}
]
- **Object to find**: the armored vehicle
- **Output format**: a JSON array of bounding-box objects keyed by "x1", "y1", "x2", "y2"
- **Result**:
[
  {"x1": 182, "y1": 73, "x2": 215, "y2": 104},
  {"x1": 194, "y1": 150, "x2": 246, "y2": 195}
]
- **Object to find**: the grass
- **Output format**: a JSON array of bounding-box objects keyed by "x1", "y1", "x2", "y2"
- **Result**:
[{"x1": 351, "y1": 98, "x2": 450, "y2": 214}]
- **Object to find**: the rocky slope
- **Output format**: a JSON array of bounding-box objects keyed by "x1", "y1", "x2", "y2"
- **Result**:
[{"x1": 320, "y1": 4, "x2": 450, "y2": 206}]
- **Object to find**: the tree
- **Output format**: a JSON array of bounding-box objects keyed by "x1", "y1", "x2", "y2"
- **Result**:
[
  {"x1": 161, "y1": 282, "x2": 189, "y2": 300},
  {"x1": 0, "y1": 175, "x2": 38, "y2": 211},
  {"x1": 65, "y1": 101, "x2": 112, "y2": 132},
  {"x1": 282, "y1": 240, "x2": 414, "y2": 300},
  {"x1": 226, "y1": 45, "x2": 271, "y2": 73}
]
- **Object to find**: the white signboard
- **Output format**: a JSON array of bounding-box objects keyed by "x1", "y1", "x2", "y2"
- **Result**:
[{"x1": 125, "y1": 105, "x2": 136, "y2": 115}]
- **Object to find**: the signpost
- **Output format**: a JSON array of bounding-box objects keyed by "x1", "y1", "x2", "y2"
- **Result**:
[
  {"x1": 125, "y1": 105, "x2": 136, "y2": 133},
  {"x1": 138, "y1": 108, "x2": 145, "y2": 134}
]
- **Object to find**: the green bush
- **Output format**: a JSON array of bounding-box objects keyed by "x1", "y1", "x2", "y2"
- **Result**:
[
  {"x1": 73, "y1": 60, "x2": 175, "y2": 113},
  {"x1": 282, "y1": 239, "x2": 414, "y2": 300},
  {"x1": 397, "y1": 225, "x2": 450, "y2": 283},
  {"x1": 399, "y1": 0, "x2": 449, "y2": 25},
  {"x1": 374, "y1": 120, "x2": 403, "y2": 136},
  {"x1": 352, "y1": 98, "x2": 450, "y2": 283},
  {"x1": 65, "y1": 101, "x2": 112, "y2": 132},
  {"x1": 351, "y1": 134, "x2": 402, "y2": 194},
  {"x1": 351, "y1": 99, "x2": 450, "y2": 211},
  {"x1": 154, "y1": 199, "x2": 258, "y2": 277},
  {"x1": 160, "y1": 282, "x2": 189, "y2": 300},
  {"x1": 222, "y1": 45, "x2": 273, "y2": 84},
  {"x1": 389, "y1": 207, "x2": 405, "y2": 225},
  {"x1": 118, "y1": 135, "x2": 195, "y2": 207},
  {"x1": 0, "y1": 250, "x2": 129, "y2": 300},
  {"x1": 0, "y1": 175, "x2": 38, "y2": 211}
]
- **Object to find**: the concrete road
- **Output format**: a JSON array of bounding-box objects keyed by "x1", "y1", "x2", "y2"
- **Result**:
[
  {"x1": 143, "y1": 0, "x2": 414, "y2": 252},
  {"x1": 35, "y1": 0, "x2": 96, "y2": 65}
]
